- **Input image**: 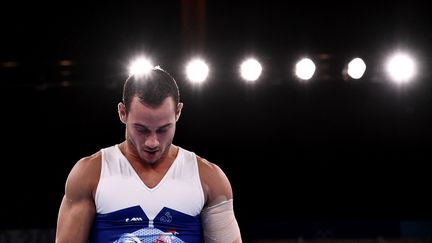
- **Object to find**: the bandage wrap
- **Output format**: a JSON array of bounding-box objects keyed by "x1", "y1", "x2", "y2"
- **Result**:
[{"x1": 201, "y1": 199, "x2": 241, "y2": 243}]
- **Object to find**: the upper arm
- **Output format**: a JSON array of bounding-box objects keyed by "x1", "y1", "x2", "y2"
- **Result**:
[
  {"x1": 55, "y1": 154, "x2": 100, "y2": 243},
  {"x1": 198, "y1": 157, "x2": 233, "y2": 207},
  {"x1": 198, "y1": 157, "x2": 242, "y2": 242}
]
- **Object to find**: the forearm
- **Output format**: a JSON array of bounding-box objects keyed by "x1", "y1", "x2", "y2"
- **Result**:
[{"x1": 201, "y1": 199, "x2": 242, "y2": 243}]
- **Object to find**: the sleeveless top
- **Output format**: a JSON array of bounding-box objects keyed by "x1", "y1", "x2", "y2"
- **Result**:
[{"x1": 89, "y1": 145, "x2": 205, "y2": 243}]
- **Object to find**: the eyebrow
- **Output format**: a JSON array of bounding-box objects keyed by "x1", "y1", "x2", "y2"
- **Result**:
[{"x1": 133, "y1": 123, "x2": 172, "y2": 130}]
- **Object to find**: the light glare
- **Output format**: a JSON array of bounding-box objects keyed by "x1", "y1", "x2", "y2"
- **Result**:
[
  {"x1": 295, "y1": 58, "x2": 316, "y2": 80},
  {"x1": 386, "y1": 53, "x2": 416, "y2": 84},
  {"x1": 186, "y1": 59, "x2": 209, "y2": 83},
  {"x1": 129, "y1": 57, "x2": 153, "y2": 77},
  {"x1": 347, "y1": 58, "x2": 366, "y2": 79},
  {"x1": 240, "y1": 58, "x2": 262, "y2": 82}
]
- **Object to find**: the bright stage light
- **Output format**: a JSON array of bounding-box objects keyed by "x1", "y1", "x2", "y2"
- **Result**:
[
  {"x1": 186, "y1": 58, "x2": 209, "y2": 84},
  {"x1": 240, "y1": 58, "x2": 262, "y2": 82},
  {"x1": 295, "y1": 58, "x2": 316, "y2": 80},
  {"x1": 347, "y1": 58, "x2": 366, "y2": 79},
  {"x1": 385, "y1": 52, "x2": 416, "y2": 85},
  {"x1": 128, "y1": 57, "x2": 154, "y2": 77}
]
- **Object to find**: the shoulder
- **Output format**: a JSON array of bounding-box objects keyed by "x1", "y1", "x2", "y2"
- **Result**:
[
  {"x1": 196, "y1": 155, "x2": 233, "y2": 207},
  {"x1": 196, "y1": 156, "x2": 225, "y2": 179},
  {"x1": 65, "y1": 151, "x2": 102, "y2": 199},
  {"x1": 70, "y1": 151, "x2": 102, "y2": 179}
]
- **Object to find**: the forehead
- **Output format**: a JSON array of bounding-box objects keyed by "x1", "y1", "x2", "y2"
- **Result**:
[{"x1": 128, "y1": 96, "x2": 176, "y2": 124}]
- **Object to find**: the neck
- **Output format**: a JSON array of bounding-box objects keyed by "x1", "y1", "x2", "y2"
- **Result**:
[{"x1": 119, "y1": 141, "x2": 178, "y2": 169}]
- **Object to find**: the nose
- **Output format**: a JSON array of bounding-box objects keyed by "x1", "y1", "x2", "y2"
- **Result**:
[{"x1": 145, "y1": 133, "x2": 159, "y2": 149}]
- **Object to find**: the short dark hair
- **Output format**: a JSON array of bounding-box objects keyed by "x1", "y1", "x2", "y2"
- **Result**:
[{"x1": 122, "y1": 66, "x2": 180, "y2": 112}]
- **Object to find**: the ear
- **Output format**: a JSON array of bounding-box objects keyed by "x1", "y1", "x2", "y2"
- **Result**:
[
  {"x1": 175, "y1": 102, "x2": 183, "y2": 122},
  {"x1": 118, "y1": 102, "x2": 127, "y2": 124}
]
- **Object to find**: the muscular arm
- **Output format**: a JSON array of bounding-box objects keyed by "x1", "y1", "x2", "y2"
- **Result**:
[
  {"x1": 56, "y1": 154, "x2": 100, "y2": 243},
  {"x1": 198, "y1": 157, "x2": 242, "y2": 243}
]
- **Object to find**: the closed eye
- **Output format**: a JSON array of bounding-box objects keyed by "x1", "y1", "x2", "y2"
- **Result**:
[
  {"x1": 136, "y1": 127, "x2": 150, "y2": 134},
  {"x1": 157, "y1": 125, "x2": 171, "y2": 133}
]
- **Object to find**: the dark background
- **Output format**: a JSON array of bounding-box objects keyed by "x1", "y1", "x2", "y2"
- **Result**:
[{"x1": 1, "y1": 0, "x2": 431, "y2": 240}]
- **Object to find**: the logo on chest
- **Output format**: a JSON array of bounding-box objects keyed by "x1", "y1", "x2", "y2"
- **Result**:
[
  {"x1": 159, "y1": 212, "x2": 172, "y2": 223},
  {"x1": 125, "y1": 217, "x2": 143, "y2": 222}
]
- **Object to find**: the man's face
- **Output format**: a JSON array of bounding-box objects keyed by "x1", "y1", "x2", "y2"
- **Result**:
[{"x1": 120, "y1": 96, "x2": 182, "y2": 164}]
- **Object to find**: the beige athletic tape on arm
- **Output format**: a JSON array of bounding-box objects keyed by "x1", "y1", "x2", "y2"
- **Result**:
[{"x1": 201, "y1": 199, "x2": 241, "y2": 243}]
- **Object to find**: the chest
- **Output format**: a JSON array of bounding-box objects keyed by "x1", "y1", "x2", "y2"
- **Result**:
[
  {"x1": 134, "y1": 168, "x2": 168, "y2": 189},
  {"x1": 95, "y1": 162, "x2": 205, "y2": 218}
]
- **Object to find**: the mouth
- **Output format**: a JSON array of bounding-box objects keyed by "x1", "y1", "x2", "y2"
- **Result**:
[{"x1": 144, "y1": 149, "x2": 159, "y2": 155}]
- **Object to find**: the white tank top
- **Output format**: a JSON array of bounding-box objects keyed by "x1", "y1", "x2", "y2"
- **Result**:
[{"x1": 90, "y1": 144, "x2": 205, "y2": 243}]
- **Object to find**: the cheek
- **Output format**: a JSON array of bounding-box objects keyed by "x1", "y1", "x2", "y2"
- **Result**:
[
  {"x1": 161, "y1": 130, "x2": 176, "y2": 142},
  {"x1": 127, "y1": 128, "x2": 145, "y2": 143},
  {"x1": 158, "y1": 133, "x2": 170, "y2": 143}
]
